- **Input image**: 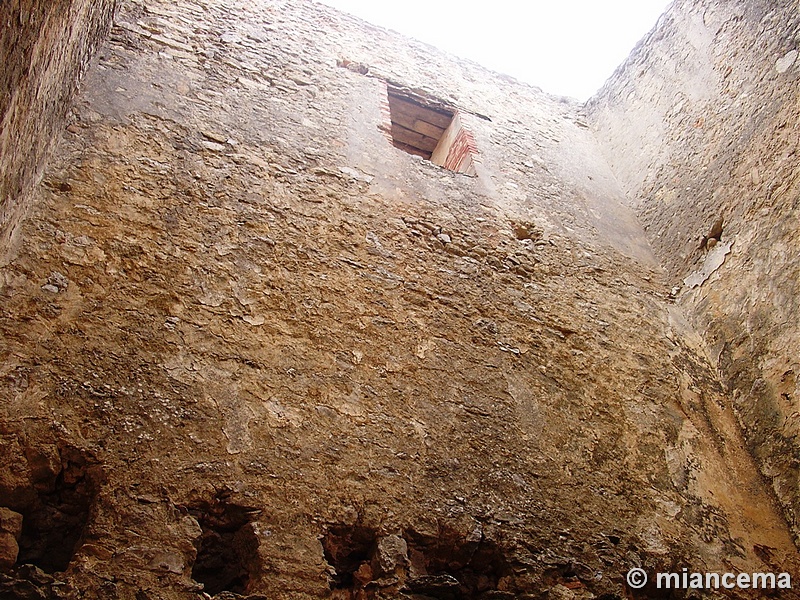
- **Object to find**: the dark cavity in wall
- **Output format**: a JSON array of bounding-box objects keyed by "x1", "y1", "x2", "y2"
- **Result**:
[
  {"x1": 322, "y1": 521, "x2": 515, "y2": 599},
  {"x1": 188, "y1": 494, "x2": 261, "y2": 596},
  {"x1": 15, "y1": 446, "x2": 102, "y2": 573},
  {"x1": 322, "y1": 524, "x2": 377, "y2": 590},
  {"x1": 405, "y1": 526, "x2": 512, "y2": 599}
]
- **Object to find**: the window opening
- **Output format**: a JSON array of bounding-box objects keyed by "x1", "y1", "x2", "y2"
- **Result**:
[{"x1": 384, "y1": 83, "x2": 478, "y2": 175}]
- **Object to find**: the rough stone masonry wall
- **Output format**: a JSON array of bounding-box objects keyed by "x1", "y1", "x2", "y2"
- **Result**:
[
  {"x1": 0, "y1": 0, "x2": 117, "y2": 265},
  {"x1": 587, "y1": 0, "x2": 800, "y2": 543},
  {"x1": 0, "y1": 0, "x2": 798, "y2": 598}
]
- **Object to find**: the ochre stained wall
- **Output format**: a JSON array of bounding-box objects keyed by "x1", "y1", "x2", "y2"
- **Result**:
[
  {"x1": 0, "y1": 0, "x2": 798, "y2": 598},
  {"x1": 588, "y1": 0, "x2": 800, "y2": 544}
]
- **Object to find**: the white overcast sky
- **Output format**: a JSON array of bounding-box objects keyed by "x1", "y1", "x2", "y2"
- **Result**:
[{"x1": 318, "y1": 0, "x2": 672, "y2": 101}]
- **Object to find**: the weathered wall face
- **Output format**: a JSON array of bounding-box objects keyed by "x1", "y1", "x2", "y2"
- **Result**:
[
  {"x1": 588, "y1": 0, "x2": 800, "y2": 543},
  {"x1": 0, "y1": 0, "x2": 798, "y2": 598},
  {"x1": 0, "y1": 0, "x2": 117, "y2": 265}
]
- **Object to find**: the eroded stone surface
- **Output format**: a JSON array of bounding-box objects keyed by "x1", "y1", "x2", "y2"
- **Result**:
[
  {"x1": 0, "y1": 0, "x2": 798, "y2": 598},
  {"x1": 589, "y1": 0, "x2": 800, "y2": 546}
]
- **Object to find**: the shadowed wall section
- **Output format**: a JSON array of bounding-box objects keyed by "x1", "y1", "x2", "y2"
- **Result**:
[{"x1": 0, "y1": 0, "x2": 116, "y2": 264}]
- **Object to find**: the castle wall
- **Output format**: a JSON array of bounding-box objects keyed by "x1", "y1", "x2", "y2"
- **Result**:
[
  {"x1": 0, "y1": 0, "x2": 117, "y2": 264},
  {"x1": 588, "y1": 0, "x2": 800, "y2": 543},
  {"x1": 0, "y1": 0, "x2": 798, "y2": 597}
]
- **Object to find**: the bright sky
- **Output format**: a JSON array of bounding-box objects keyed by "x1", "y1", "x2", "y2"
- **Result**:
[{"x1": 318, "y1": 0, "x2": 671, "y2": 101}]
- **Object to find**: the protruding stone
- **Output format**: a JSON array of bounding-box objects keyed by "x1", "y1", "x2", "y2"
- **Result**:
[
  {"x1": 46, "y1": 271, "x2": 69, "y2": 291},
  {"x1": 0, "y1": 507, "x2": 23, "y2": 568},
  {"x1": 372, "y1": 535, "x2": 408, "y2": 577},
  {"x1": 147, "y1": 550, "x2": 185, "y2": 574},
  {"x1": 776, "y1": 49, "x2": 798, "y2": 73},
  {"x1": 25, "y1": 445, "x2": 62, "y2": 492},
  {"x1": 353, "y1": 561, "x2": 373, "y2": 585}
]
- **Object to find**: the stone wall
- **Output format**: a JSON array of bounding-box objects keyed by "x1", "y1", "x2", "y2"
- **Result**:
[
  {"x1": 0, "y1": 0, "x2": 798, "y2": 598},
  {"x1": 0, "y1": 0, "x2": 117, "y2": 264},
  {"x1": 588, "y1": 0, "x2": 800, "y2": 543}
]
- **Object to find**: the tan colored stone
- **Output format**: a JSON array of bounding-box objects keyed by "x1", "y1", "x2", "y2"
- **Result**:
[{"x1": 1, "y1": 0, "x2": 799, "y2": 597}]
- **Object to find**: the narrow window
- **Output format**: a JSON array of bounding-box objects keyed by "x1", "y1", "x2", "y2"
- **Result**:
[{"x1": 383, "y1": 83, "x2": 478, "y2": 176}]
